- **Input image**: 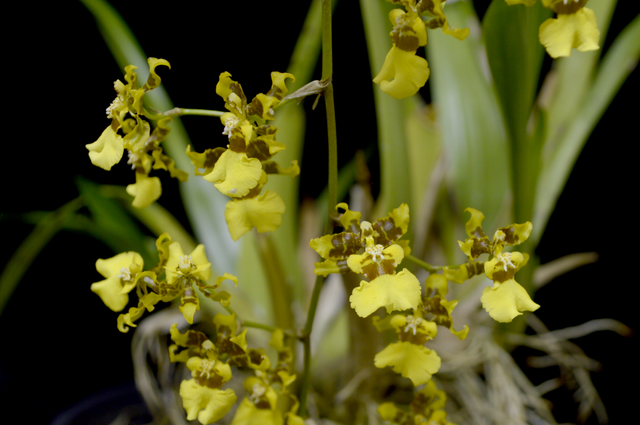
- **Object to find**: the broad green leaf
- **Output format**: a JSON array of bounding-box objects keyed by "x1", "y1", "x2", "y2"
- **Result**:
[
  {"x1": 427, "y1": 1, "x2": 510, "y2": 229},
  {"x1": 0, "y1": 198, "x2": 83, "y2": 316},
  {"x1": 534, "y1": 12, "x2": 640, "y2": 242},
  {"x1": 483, "y1": 0, "x2": 551, "y2": 223},
  {"x1": 483, "y1": 0, "x2": 549, "y2": 145},
  {"x1": 360, "y1": 0, "x2": 416, "y2": 218},
  {"x1": 544, "y1": 0, "x2": 618, "y2": 152},
  {"x1": 405, "y1": 102, "x2": 443, "y2": 254}
]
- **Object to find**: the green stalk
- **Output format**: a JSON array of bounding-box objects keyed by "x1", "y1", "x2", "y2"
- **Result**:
[
  {"x1": 0, "y1": 198, "x2": 84, "y2": 315},
  {"x1": 299, "y1": 0, "x2": 336, "y2": 417},
  {"x1": 299, "y1": 274, "x2": 325, "y2": 417},
  {"x1": 404, "y1": 254, "x2": 447, "y2": 273},
  {"x1": 325, "y1": 83, "x2": 338, "y2": 214},
  {"x1": 163, "y1": 107, "x2": 225, "y2": 118},
  {"x1": 323, "y1": 3, "x2": 337, "y2": 214}
]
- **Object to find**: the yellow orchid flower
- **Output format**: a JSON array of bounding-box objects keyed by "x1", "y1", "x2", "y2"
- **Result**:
[
  {"x1": 310, "y1": 203, "x2": 419, "y2": 317},
  {"x1": 231, "y1": 372, "x2": 303, "y2": 425},
  {"x1": 87, "y1": 58, "x2": 187, "y2": 207},
  {"x1": 94, "y1": 235, "x2": 238, "y2": 332},
  {"x1": 310, "y1": 203, "x2": 410, "y2": 276},
  {"x1": 350, "y1": 269, "x2": 422, "y2": 318},
  {"x1": 448, "y1": 208, "x2": 539, "y2": 322},
  {"x1": 180, "y1": 357, "x2": 237, "y2": 424},
  {"x1": 505, "y1": 0, "x2": 600, "y2": 58},
  {"x1": 378, "y1": 380, "x2": 457, "y2": 424},
  {"x1": 188, "y1": 72, "x2": 298, "y2": 240},
  {"x1": 374, "y1": 0, "x2": 469, "y2": 99},
  {"x1": 422, "y1": 274, "x2": 469, "y2": 339},
  {"x1": 374, "y1": 315, "x2": 441, "y2": 386},
  {"x1": 90, "y1": 251, "x2": 143, "y2": 312},
  {"x1": 539, "y1": 4, "x2": 599, "y2": 58}
]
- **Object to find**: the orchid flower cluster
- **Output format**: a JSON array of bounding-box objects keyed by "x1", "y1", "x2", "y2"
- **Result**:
[
  {"x1": 91, "y1": 232, "x2": 305, "y2": 424},
  {"x1": 186, "y1": 71, "x2": 300, "y2": 241},
  {"x1": 169, "y1": 318, "x2": 305, "y2": 424},
  {"x1": 309, "y1": 204, "x2": 536, "y2": 421},
  {"x1": 86, "y1": 58, "x2": 188, "y2": 208},
  {"x1": 373, "y1": 0, "x2": 601, "y2": 99},
  {"x1": 87, "y1": 63, "x2": 298, "y2": 241},
  {"x1": 90, "y1": 232, "x2": 237, "y2": 331},
  {"x1": 81, "y1": 0, "x2": 622, "y2": 422}
]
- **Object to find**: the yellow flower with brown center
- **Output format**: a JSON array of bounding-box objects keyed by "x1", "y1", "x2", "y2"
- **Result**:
[
  {"x1": 90, "y1": 251, "x2": 143, "y2": 312},
  {"x1": 311, "y1": 203, "x2": 421, "y2": 317},
  {"x1": 374, "y1": 0, "x2": 469, "y2": 99},
  {"x1": 374, "y1": 314, "x2": 441, "y2": 386},
  {"x1": 444, "y1": 208, "x2": 539, "y2": 322},
  {"x1": 180, "y1": 357, "x2": 237, "y2": 424},
  {"x1": 378, "y1": 380, "x2": 456, "y2": 424},
  {"x1": 87, "y1": 58, "x2": 188, "y2": 207},
  {"x1": 506, "y1": 0, "x2": 600, "y2": 58},
  {"x1": 187, "y1": 72, "x2": 299, "y2": 240}
]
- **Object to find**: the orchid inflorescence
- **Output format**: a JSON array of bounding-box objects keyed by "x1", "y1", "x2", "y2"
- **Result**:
[{"x1": 83, "y1": 1, "x2": 617, "y2": 422}]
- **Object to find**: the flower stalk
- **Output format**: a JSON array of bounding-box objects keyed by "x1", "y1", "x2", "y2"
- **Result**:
[
  {"x1": 299, "y1": 0, "x2": 336, "y2": 417},
  {"x1": 163, "y1": 107, "x2": 225, "y2": 118}
]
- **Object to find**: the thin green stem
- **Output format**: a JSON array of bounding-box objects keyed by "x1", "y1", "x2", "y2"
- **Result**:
[
  {"x1": 303, "y1": 275, "x2": 325, "y2": 338},
  {"x1": 163, "y1": 107, "x2": 225, "y2": 118},
  {"x1": 299, "y1": 274, "x2": 324, "y2": 416},
  {"x1": 223, "y1": 304, "x2": 235, "y2": 316},
  {"x1": 241, "y1": 321, "x2": 278, "y2": 333},
  {"x1": 299, "y1": 1, "x2": 336, "y2": 417},
  {"x1": 300, "y1": 0, "x2": 338, "y2": 418},
  {"x1": 405, "y1": 254, "x2": 447, "y2": 273},
  {"x1": 325, "y1": 84, "x2": 338, "y2": 215},
  {"x1": 223, "y1": 304, "x2": 296, "y2": 337}
]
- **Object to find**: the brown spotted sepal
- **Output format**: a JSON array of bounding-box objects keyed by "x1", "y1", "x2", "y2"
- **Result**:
[
  {"x1": 456, "y1": 208, "x2": 539, "y2": 323},
  {"x1": 309, "y1": 203, "x2": 410, "y2": 277},
  {"x1": 377, "y1": 380, "x2": 457, "y2": 424},
  {"x1": 458, "y1": 207, "x2": 532, "y2": 260},
  {"x1": 421, "y1": 274, "x2": 468, "y2": 340},
  {"x1": 188, "y1": 71, "x2": 298, "y2": 241}
]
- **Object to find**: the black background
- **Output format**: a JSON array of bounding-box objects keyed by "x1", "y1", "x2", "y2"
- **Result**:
[{"x1": 1, "y1": 1, "x2": 637, "y2": 424}]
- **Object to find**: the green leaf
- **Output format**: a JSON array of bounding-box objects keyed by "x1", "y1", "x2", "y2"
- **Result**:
[
  {"x1": 76, "y1": 178, "x2": 154, "y2": 264},
  {"x1": 534, "y1": 12, "x2": 640, "y2": 242},
  {"x1": 484, "y1": 0, "x2": 550, "y2": 144},
  {"x1": 97, "y1": 185, "x2": 197, "y2": 255},
  {"x1": 360, "y1": 0, "x2": 416, "y2": 217},
  {"x1": 0, "y1": 198, "x2": 83, "y2": 316},
  {"x1": 544, "y1": 0, "x2": 618, "y2": 150},
  {"x1": 483, "y1": 0, "x2": 551, "y2": 223},
  {"x1": 427, "y1": 1, "x2": 510, "y2": 229},
  {"x1": 405, "y1": 101, "x2": 443, "y2": 255}
]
